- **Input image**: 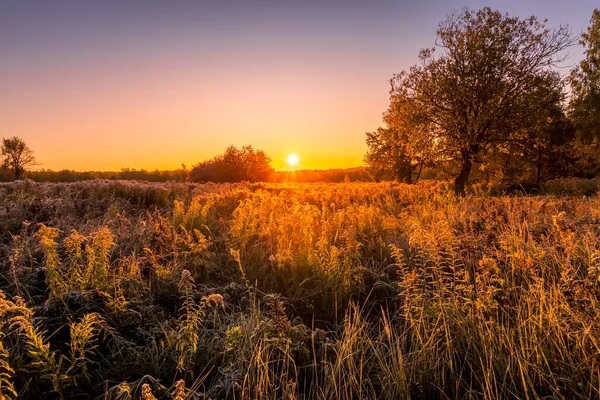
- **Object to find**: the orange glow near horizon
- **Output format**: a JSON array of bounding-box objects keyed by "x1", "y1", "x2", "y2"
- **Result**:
[
  {"x1": 0, "y1": 3, "x2": 407, "y2": 173},
  {"x1": 1, "y1": 65, "x2": 380, "y2": 172},
  {"x1": 1, "y1": 57, "x2": 383, "y2": 172}
]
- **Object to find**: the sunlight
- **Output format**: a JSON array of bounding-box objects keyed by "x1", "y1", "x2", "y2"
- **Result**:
[{"x1": 287, "y1": 153, "x2": 299, "y2": 167}]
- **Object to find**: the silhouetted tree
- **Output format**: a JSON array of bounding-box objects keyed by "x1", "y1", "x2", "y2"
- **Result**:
[
  {"x1": 1, "y1": 136, "x2": 36, "y2": 180},
  {"x1": 390, "y1": 8, "x2": 573, "y2": 194},
  {"x1": 188, "y1": 145, "x2": 274, "y2": 183},
  {"x1": 569, "y1": 9, "x2": 600, "y2": 177}
]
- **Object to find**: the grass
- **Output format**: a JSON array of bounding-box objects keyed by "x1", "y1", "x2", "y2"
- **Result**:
[{"x1": 0, "y1": 179, "x2": 598, "y2": 399}]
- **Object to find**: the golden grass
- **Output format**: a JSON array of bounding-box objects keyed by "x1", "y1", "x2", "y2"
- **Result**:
[{"x1": 0, "y1": 180, "x2": 598, "y2": 399}]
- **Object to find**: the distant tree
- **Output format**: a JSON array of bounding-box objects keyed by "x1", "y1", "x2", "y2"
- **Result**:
[
  {"x1": 390, "y1": 8, "x2": 573, "y2": 194},
  {"x1": 188, "y1": 145, "x2": 274, "y2": 183},
  {"x1": 569, "y1": 9, "x2": 600, "y2": 177},
  {"x1": 1, "y1": 136, "x2": 37, "y2": 180},
  {"x1": 270, "y1": 167, "x2": 371, "y2": 183}
]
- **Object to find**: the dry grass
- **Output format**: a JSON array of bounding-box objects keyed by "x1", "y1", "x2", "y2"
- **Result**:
[{"x1": 0, "y1": 179, "x2": 598, "y2": 399}]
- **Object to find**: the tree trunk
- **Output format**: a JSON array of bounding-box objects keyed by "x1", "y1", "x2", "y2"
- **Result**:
[
  {"x1": 405, "y1": 164, "x2": 414, "y2": 184},
  {"x1": 413, "y1": 163, "x2": 423, "y2": 183},
  {"x1": 454, "y1": 158, "x2": 472, "y2": 195},
  {"x1": 14, "y1": 166, "x2": 24, "y2": 180}
]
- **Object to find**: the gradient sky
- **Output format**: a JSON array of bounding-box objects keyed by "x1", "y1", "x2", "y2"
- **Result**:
[{"x1": 0, "y1": 1, "x2": 597, "y2": 171}]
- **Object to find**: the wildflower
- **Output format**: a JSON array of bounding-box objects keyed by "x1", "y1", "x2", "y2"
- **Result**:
[{"x1": 178, "y1": 269, "x2": 195, "y2": 292}]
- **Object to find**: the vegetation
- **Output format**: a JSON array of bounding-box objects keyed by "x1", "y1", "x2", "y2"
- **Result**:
[
  {"x1": 25, "y1": 168, "x2": 189, "y2": 183},
  {"x1": 270, "y1": 167, "x2": 371, "y2": 183},
  {"x1": 188, "y1": 145, "x2": 274, "y2": 183},
  {"x1": 569, "y1": 9, "x2": 600, "y2": 177},
  {"x1": 365, "y1": 8, "x2": 593, "y2": 193},
  {"x1": 0, "y1": 179, "x2": 599, "y2": 399},
  {"x1": 1, "y1": 137, "x2": 37, "y2": 180}
]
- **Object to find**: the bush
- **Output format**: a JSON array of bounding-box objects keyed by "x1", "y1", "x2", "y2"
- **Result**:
[{"x1": 542, "y1": 178, "x2": 600, "y2": 196}]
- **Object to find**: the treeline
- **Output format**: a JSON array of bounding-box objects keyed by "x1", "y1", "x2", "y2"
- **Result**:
[
  {"x1": 0, "y1": 167, "x2": 189, "y2": 183},
  {"x1": 0, "y1": 158, "x2": 371, "y2": 184},
  {"x1": 0, "y1": 166, "x2": 371, "y2": 184},
  {"x1": 365, "y1": 8, "x2": 600, "y2": 194}
]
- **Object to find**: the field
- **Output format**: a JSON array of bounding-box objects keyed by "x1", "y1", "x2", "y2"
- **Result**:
[{"x1": 1, "y1": 179, "x2": 599, "y2": 399}]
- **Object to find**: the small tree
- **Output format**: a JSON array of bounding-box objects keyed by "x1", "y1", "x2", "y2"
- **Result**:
[
  {"x1": 518, "y1": 75, "x2": 575, "y2": 184},
  {"x1": 365, "y1": 127, "x2": 411, "y2": 182},
  {"x1": 391, "y1": 8, "x2": 573, "y2": 194},
  {"x1": 365, "y1": 87, "x2": 437, "y2": 184},
  {"x1": 1, "y1": 136, "x2": 37, "y2": 180}
]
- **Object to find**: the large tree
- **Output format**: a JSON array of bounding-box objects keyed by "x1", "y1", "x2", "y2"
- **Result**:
[
  {"x1": 390, "y1": 7, "x2": 573, "y2": 194},
  {"x1": 569, "y1": 9, "x2": 600, "y2": 177},
  {"x1": 1, "y1": 136, "x2": 37, "y2": 180}
]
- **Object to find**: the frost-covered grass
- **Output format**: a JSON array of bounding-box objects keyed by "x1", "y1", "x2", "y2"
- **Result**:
[{"x1": 0, "y1": 180, "x2": 599, "y2": 399}]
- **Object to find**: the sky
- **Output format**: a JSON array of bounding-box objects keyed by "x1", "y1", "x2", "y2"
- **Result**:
[{"x1": 0, "y1": 0, "x2": 597, "y2": 171}]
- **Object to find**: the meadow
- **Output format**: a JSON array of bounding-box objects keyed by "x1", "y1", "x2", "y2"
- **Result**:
[{"x1": 0, "y1": 179, "x2": 599, "y2": 399}]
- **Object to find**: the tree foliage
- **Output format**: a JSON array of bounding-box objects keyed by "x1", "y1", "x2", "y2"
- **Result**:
[
  {"x1": 481, "y1": 73, "x2": 575, "y2": 184},
  {"x1": 365, "y1": 91, "x2": 435, "y2": 183},
  {"x1": 1, "y1": 137, "x2": 36, "y2": 180},
  {"x1": 569, "y1": 9, "x2": 600, "y2": 177},
  {"x1": 365, "y1": 127, "x2": 415, "y2": 183},
  {"x1": 188, "y1": 145, "x2": 274, "y2": 183},
  {"x1": 382, "y1": 7, "x2": 573, "y2": 193}
]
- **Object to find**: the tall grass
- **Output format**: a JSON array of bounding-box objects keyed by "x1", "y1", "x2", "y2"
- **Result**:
[{"x1": 0, "y1": 180, "x2": 598, "y2": 398}]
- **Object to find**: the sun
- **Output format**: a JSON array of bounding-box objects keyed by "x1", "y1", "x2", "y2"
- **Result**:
[{"x1": 287, "y1": 153, "x2": 299, "y2": 167}]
